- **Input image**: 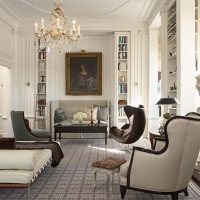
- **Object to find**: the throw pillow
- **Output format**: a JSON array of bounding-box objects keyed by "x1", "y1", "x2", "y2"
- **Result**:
[
  {"x1": 54, "y1": 107, "x2": 66, "y2": 123},
  {"x1": 55, "y1": 107, "x2": 65, "y2": 115},
  {"x1": 0, "y1": 138, "x2": 16, "y2": 149},
  {"x1": 84, "y1": 107, "x2": 98, "y2": 121},
  {"x1": 93, "y1": 104, "x2": 109, "y2": 122},
  {"x1": 54, "y1": 114, "x2": 66, "y2": 123}
]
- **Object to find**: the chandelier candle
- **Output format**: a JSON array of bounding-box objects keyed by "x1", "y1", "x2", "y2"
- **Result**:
[{"x1": 34, "y1": 0, "x2": 81, "y2": 53}]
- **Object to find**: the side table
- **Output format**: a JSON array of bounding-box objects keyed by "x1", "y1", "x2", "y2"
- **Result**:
[{"x1": 149, "y1": 132, "x2": 166, "y2": 150}]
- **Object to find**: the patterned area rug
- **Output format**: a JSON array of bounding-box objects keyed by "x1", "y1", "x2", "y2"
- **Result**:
[{"x1": 0, "y1": 138, "x2": 200, "y2": 200}]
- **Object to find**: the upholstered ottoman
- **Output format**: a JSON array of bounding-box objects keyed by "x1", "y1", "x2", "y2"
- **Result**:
[{"x1": 92, "y1": 157, "x2": 126, "y2": 192}]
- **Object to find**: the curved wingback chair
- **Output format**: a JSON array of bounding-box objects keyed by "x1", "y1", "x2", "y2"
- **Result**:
[
  {"x1": 11, "y1": 110, "x2": 51, "y2": 141},
  {"x1": 110, "y1": 105, "x2": 146, "y2": 144},
  {"x1": 119, "y1": 115, "x2": 200, "y2": 200}
]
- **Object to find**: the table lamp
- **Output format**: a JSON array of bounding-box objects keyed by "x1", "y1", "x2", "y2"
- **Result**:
[
  {"x1": 156, "y1": 97, "x2": 180, "y2": 133},
  {"x1": 156, "y1": 97, "x2": 180, "y2": 117}
]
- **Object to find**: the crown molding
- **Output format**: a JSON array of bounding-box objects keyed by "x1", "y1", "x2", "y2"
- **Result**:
[
  {"x1": 140, "y1": 0, "x2": 158, "y2": 21},
  {"x1": 18, "y1": 18, "x2": 147, "y2": 35},
  {"x1": 146, "y1": 0, "x2": 165, "y2": 27},
  {"x1": 0, "y1": 1, "x2": 22, "y2": 22},
  {"x1": 0, "y1": 1, "x2": 22, "y2": 29}
]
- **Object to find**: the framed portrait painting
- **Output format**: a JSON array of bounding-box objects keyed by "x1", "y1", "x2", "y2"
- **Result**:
[{"x1": 66, "y1": 52, "x2": 102, "y2": 95}]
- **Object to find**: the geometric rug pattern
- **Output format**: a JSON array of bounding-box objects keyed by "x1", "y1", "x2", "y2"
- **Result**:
[{"x1": 0, "y1": 138, "x2": 199, "y2": 200}]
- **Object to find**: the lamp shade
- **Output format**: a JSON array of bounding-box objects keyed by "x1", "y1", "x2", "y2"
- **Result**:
[{"x1": 156, "y1": 97, "x2": 180, "y2": 105}]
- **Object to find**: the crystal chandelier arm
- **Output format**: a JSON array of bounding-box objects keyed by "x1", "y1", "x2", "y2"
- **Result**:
[{"x1": 34, "y1": 0, "x2": 81, "y2": 53}]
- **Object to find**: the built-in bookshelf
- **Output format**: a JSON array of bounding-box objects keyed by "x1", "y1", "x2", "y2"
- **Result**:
[
  {"x1": 167, "y1": 1, "x2": 177, "y2": 116},
  {"x1": 115, "y1": 32, "x2": 130, "y2": 126},
  {"x1": 35, "y1": 40, "x2": 47, "y2": 129}
]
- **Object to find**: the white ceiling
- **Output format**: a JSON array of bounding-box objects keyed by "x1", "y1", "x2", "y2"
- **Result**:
[{"x1": 4, "y1": 0, "x2": 159, "y2": 22}]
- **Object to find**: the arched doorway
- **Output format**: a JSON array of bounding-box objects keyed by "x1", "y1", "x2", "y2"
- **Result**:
[{"x1": 0, "y1": 65, "x2": 11, "y2": 137}]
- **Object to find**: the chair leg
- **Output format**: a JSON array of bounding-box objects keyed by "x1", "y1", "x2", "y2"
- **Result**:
[
  {"x1": 27, "y1": 186, "x2": 31, "y2": 200},
  {"x1": 171, "y1": 193, "x2": 178, "y2": 200},
  {"x1": 184, "y1": 188, "x2": 188, "y2": 196},
  {"x1": 120, "y1": 185, "x2": 127, "y2": 199}
]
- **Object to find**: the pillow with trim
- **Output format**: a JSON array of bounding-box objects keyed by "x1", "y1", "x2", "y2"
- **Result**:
[
  {"x1": 93, "y1": 104, "x2": 109, "y2": 122},
  {"x1": 84, "y1": 107, "x2": 98, "y2": 121}
]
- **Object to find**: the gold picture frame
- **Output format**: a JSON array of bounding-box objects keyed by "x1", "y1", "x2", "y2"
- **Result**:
[{"x1": 65, "y1": 52, "x2": 102, "y2": 95}]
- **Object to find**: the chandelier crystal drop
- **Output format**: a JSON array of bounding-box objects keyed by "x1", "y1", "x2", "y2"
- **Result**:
[{"x1": 34, "y1": 0, "x2": 82, "y2": 53}]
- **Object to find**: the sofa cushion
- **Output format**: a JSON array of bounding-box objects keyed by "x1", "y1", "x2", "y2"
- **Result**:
[
  {"x1": 0, "y1": 149, "x2": 52, "y2": 184},
  {"x1": 0, "y1": 150, "x2": 36, "y2": 170},
  {"x1": 0, "y1": 138, "x2": 16, "y2": 149},
  {"x1": 0, "y1": 170, "x2": 34, "y2": 184}
]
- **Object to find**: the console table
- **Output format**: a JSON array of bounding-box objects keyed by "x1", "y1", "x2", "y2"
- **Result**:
[{"x1": 54, "y1": 123, "x2": 108, "y2": 144}]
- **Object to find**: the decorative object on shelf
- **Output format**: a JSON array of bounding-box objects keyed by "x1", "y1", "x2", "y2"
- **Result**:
[
  {"x1": 73, "y1": 112, "x2": 87, "y2": 123},
  {"x1": 34, "y1": 0, "x2": 81, "y2": 53},
  {"x1": 119, "y1": 75, "x2": 125, "y2": 82},
  {"x1": 118, "y1": 100, "x2": 127, "y2": 105},
  {"x1": 66, "y1": 52, "x2": 102, "y2": 95}
]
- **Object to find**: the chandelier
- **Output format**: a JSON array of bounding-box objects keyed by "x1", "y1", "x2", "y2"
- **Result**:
[{"x1": 34, "y1": 0, "x2": 81, "y2": 53}]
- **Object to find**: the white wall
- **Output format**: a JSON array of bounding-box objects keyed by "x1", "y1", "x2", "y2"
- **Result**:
[
  {"x1": 46, "y1": 31, "x2": 149, "y2": 127},
  {"x1": 47, "y1": 34, "x2": 114, "y2": 101},
  {"x1": 148, "y1": 29, "x2": 160, "y2": 131},
  {"x1": 0, "y1": 2, "x2": 19, "y2": 137},
  {"x1": 177, "y1": 0, "x2": 196, "y2": 115},
  {"x1": 0, "y1": 66, "x2": 11, "y2": 136}
]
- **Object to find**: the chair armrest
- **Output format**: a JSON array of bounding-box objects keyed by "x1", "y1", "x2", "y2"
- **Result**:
[
  {"x1": 0, "y1": 150, "x2": 36, "y2": 170},
  {"x1": 24, "y1": 119, "x2": 31, "y2": 132}
]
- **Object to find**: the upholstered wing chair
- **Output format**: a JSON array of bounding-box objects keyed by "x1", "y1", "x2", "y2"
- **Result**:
[
  {"x1": 119, "y1": 115, "x2": 200, "y2": 200},
  {"x1": 11, "y1": 110, "x2": 51, "y2": 141}
]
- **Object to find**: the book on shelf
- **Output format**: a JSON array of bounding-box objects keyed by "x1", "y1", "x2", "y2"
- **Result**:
[
  {"x1": 118, "y1": 107, "x2": 126, "y2": 117},
  {"x1": 118, "y1": 44, "x2": 127, "y2": 51},
  {"x1": 119, "y1": 36, "x2": 127, "y2": 44},
  {"x1": 38, "y1": 99, "x2": 46, "y2": 105},
  {"x1": 37, "y1": 107, "x2": 46, "y2": 117},
  {"x1": 38, "y1": 84, "x2": 46, "y2": 93},
  {"x1": 118, "y1": 52, "x2": 127, "y2": 59},
  {"x1": 38, "y1": 52, "x2": 46, "y2": 60},
  {"x1": 118, "y1": 84, "x2": 127, "y2": 94}
]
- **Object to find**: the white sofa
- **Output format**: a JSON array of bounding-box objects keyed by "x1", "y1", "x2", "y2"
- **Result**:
[
  {"x1": 50, "y1": 100, "x2": 110, "y2": 138},
  {"x1": 0, "y1": 149, "x2": 52, "y2": 199}
]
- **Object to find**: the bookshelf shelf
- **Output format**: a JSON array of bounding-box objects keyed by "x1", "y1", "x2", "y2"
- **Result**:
[
  {"x1": 115, "y1": 32, "x2": 130, "y2": 126},
  {"x1": 34, "y1": 39, "x2": 47, "y2": 130}
]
